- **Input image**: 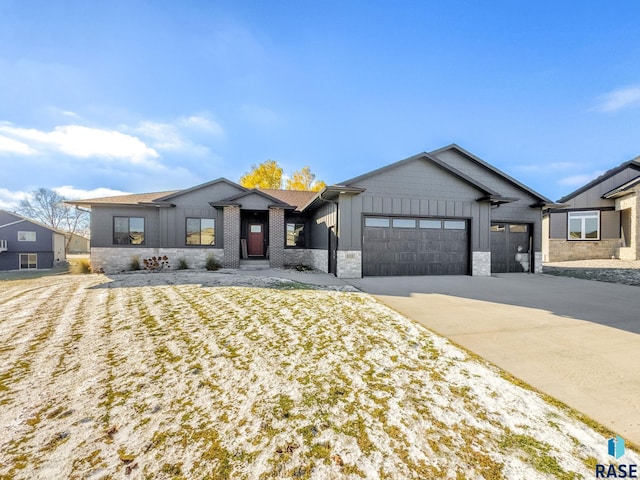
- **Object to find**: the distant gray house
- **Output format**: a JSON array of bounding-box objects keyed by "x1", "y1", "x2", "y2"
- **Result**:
[
  {"x1": 543, "y1": 156, "x2": 640, "y2": 262},
  {"x1": 70, "y1": 144, "x2": 552, "y2": 278},
  {"x1": 65, "y1": 232, "x2": 90, "y2": 254},
  {"x1": 0, "y1": 210, "x2": 66, "y2": 270}
]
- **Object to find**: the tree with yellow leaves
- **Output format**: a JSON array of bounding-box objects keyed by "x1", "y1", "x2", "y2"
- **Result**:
[
  {"x1": 285, "y1": 166, "x2": 326, "y2": 192},
  {"x1": 240, "y1": 161, "x2": 326, "y2": 191},
  {"x1": 239, "y1": 160, "x2": 283, "y2": 189}
]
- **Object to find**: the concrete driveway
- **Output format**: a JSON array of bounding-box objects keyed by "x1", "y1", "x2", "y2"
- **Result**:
[{"x1": 348, "y1": 273, "x2": 640, "y2": 445}]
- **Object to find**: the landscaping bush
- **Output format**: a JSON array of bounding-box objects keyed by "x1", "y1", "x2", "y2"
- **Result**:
[
  {"x1": 143, "y1": 256, "x2": 170, "y2": 272},
  {"x1": 177, "y1": 258, "x2": 188, "y2": 270},
  {"x1": 70, "y1": 258, "x2": 93, "y2": 274},
  {"x1": 205, "y1": 255, "x2": 220, "y2": 271},
  {"x1": 129, "y1": 256, "x2": 141, "y2": 271}
]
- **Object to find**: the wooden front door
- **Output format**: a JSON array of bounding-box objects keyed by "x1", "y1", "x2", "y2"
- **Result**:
[{"x1": 248, "y1": 223, "x2": 264, "y2": 256}]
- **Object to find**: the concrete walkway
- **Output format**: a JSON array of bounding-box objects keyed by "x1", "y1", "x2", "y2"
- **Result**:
[{"x1": 348, "y1": 273, "x2": 640, "y2": 445}]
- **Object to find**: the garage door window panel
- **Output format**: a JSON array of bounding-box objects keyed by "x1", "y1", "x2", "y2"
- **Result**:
[
  {"x1": 444, "y1": 220, "x2": 466, "y2": 230},
  {"x1": 419, "y1": 219, "x2": 441, "y2": 229},
  {"x1": 365, "y1": 217, "x2": 390, "y2": 227},
  {"x1": 392, "y1": 218, "x2": 416, "y2": 228}
]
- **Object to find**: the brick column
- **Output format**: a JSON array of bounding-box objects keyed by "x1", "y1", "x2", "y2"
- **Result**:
[
  {"x1": 223, "y1": 205, "x2": 240, "y2": 268},
  {"x1": 269, "y1": 207, "x2": 284, "y2": 268}
]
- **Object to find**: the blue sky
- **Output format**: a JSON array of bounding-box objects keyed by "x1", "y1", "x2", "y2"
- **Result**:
[{"x1": 1, "y1": 1, "x2": 639, "y2": 208}]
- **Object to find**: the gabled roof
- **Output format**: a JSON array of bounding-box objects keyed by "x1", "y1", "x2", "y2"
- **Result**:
[
  {"x1": 430, "y1": 144, "x2": 553, "y2": 204},
  {"x1": 340, "y1": 151, "x2": 501, "y2": 197},
  {"x1": 557, "y1": 157, "x2": 640, "y2": 203},
  {"x1": 209, "y1": 188, "x2": 294, "y2": 210},
  {"x1": 154, "y1": 178, "x2": 245, "y2": 201},
  {"x1": 258, "y1": 189, "x2": 317, "y2": 211},
  {"x1": 602, "y1": 175, "x2": 640, "y2": 199},
  {"x1": 67, "y1": 190, "x2": 179, "y2": 207},
  {"x1": 0, "y1": 209, "x2": 66, "y2": 234}
]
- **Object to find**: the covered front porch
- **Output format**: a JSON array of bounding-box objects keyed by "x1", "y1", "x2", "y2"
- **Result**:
[{"x1": 211, "y1": 189, "x2": 290, "y2": 270}]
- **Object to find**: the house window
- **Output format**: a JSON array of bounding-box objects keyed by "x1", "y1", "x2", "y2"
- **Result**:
[
  {"x1": 19, "y1": 253, "x2": 37, "y2": 269},
  {"x1": 365, "y1": 217, "x2": 390, "y2": 227},
  {"x1": 286, "y1": 223, "x2": 305, "y2": 247},
  {"x1": 186, "y1": 218, "x2": 215, "y2": 245},
  {"x1": 568, "y1": 211, "x2": 599, "y2": 240},
  {"x1": 113, "y1": 217, "x2": 145, "y2": 245},
  {"x1": 18, "y1": 231, "x2": 36, "y2": 241}
]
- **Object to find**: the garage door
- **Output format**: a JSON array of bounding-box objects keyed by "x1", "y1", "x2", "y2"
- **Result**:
[
  {"x1": 363, "y1": 216, "x2": 469, "y2": 276},
  {"x1": 490, "y1": 223, "x2": 531, "y2": 273}
]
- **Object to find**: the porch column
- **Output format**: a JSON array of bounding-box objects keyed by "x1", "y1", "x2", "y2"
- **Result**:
[
  {"x1": 269, "y1": 207, "x2": 285, "y2": 268},
  {"x1": 223, "y1": 205, "x2": 240, "y2": 268}
]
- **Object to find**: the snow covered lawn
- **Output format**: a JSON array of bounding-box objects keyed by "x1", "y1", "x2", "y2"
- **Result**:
[{"x1": 0, "y1": 272, "x2": 636, "y2": 479}]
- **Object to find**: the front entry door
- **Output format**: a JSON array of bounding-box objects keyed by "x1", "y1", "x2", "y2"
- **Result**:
[{"x1": 248, "y1": 224, "x2": 264, "y2": 256}]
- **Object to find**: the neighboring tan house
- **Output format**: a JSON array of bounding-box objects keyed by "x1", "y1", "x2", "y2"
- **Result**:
[
  {"x1": 542, "y1": 157, "x2": 640, "y2": 262},
  {"x1": 65, "y1": 233, "x2": 90, "y2": 254},
  {"x1": 69, "y1": 144, "x2": 552, "y2": 278},
  {"x1": 0, "y1": 210, "x2": 66, "y2": 270}
]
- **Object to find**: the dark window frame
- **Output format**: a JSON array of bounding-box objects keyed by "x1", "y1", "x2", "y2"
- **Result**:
[
  {"x1": 113, "y1": 216, "x2": 146, "y2": 245},
  {"x1": 185, "y1": 217, "x2": 216, "y2": 246},
  {"x1": 285, "y1": 222, "x2": 306, "y2": 248}
]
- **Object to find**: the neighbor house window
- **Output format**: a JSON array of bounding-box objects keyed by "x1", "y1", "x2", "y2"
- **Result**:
[
  {"x1": 186, "y1": 218, "x2": 215, "y2": 245},
  {"x1": 19, "y1": 253, "x2": 37, "y2": 269},
  {"x1": 568, "y1": 211, "x2": 599, "y2": 240},
  {"x1": 113, "y1": 217, "x2": 145, "y2": 245},
  {"x1": 286, "y1": 223, "x2": 305, "y2": 247},
  {"x1": 18, "y1": 231, "x2": 36, "y2": 241}
]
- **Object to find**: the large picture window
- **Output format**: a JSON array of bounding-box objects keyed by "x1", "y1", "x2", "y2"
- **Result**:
[
  {"x1": 568, "y1": 211, "x2": 599, "y2": 240},
  {"x1": 113, "y1": 217, "x2": 145, "y2": 245},
  {"x1": 286, "y1": 223, "x2": 305, "y2": 247},
  {"x1": 186, "y1": 218, "x2": 215, "y2": 245}
]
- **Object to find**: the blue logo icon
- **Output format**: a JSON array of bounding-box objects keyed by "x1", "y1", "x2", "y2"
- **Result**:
[{"x1": 608, "y1": 435, "x2": 625, "y2": 459}]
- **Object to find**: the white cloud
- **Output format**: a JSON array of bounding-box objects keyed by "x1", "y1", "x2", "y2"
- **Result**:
[
  {"x1": 558, "y1": 171, "x2": 604, "y2": 187},
  {"x1": 0, "y1": 134, "x2": 37, "y2": 155},
  {"x1": 178, "y1": 115, "x2": 225, "y2": 136},
  {"x1": 0, "y1": 124, "x2": 159, "y2": 164},
  {"x1": 593, "y1": 86, "x2": 640, "y2": 112},
  {"x1": 0, "y1": 188, "x2": 29, "y2": 210},
  {"x1": 131, "y1": 116, "x2": 220, "y2": 156},
  {"x1": 53, "y1": 186, "x2": 131, "y2": 200}
]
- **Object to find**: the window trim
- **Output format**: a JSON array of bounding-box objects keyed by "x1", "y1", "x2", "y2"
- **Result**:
[
  {"x1": 285, "y1": 222, "x2": 306, "y2": 248},
  {"x1": 567, "y1": 210, "x2": 600, "y2": 241},
  {"x1": 113, "y1": 216, "x2": 146, "y2": 245},
  {"x1": 19, "y1": 253, "x2": 37, "y2": 269},
  {"x1": 17, "y1": 231, "x2": 36, "y2": 242},
  {"x1": 185, "y1": 217, "x2": 216, "y2": 246}
]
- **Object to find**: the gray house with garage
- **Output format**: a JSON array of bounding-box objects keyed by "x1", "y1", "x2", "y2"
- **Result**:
[
  {"x1": 70, "y1": 144, "x2": 551, "y2": 278},
  {"x1": 0, "y1": 210, "x2": 67, "y2": 270},
  {"x1": 542, "y1": 156, "x2": 640, "y2": 262}
]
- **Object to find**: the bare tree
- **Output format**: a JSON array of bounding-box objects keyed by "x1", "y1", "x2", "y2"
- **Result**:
[{"x1": 18, "y1": 188, "x2": 89, "y2": 252}]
